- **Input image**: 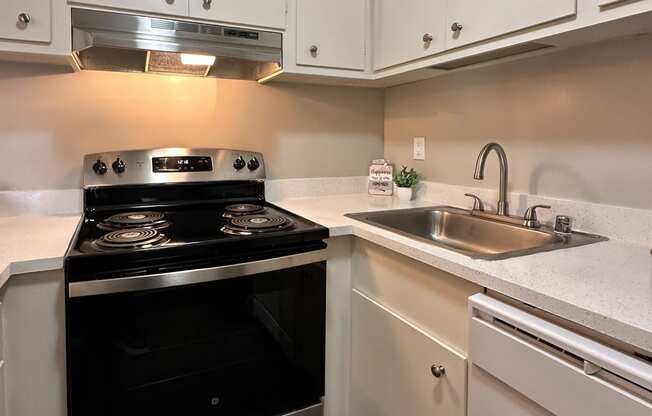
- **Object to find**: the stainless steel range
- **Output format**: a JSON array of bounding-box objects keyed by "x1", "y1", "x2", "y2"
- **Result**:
[{"x1": 65, "y1": 148, "x2": 328, "y2": 416}]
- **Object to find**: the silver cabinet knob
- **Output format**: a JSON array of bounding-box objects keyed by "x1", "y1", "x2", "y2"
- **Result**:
[
  {"x1": 165, "y1": 0, "x2": 175, "y2": 4},
  {"x1": 203, "y1": 0, "x2": 212, "y2": 9},
  {"x1": 451, "y1": 22, "x2": 463, "y2": 32},
  {"x1": 18, "y1": 13, "x2": 31, "y2": 24},
  {"x1": 309, "y1": 45, "x2": 318, "y2": 56},
  {"x1": 431, "y1": 365, "x2": 446, "y2": 378},
  {"x1": 422, "y1": 33, "x2": 433, "y2": 43}
]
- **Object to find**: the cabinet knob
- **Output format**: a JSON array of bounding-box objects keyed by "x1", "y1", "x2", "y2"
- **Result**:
[
  {"x1": 431, "y1": 365, "x2": 446, "y2": 378},
  {"x1": 451, "y1": 22, "x2": 463, "y2": 32},
  {"x1": 18, "y1": 13, "x2": 31, "y2": 24},
  {"x1": 422, "y1": 33, "x2": 433, "y2": 43},
  {"x1": 203, "y1": 0, "x2": 212, "y2": 9},
  {"x1": 165, "y1": 0, "x2": 175, "y2": 4},
  {"x1": 309, "y1": 45, "x2": 318, "y2": 56}
]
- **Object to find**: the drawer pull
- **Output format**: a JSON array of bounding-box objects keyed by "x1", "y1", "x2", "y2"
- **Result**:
[
  {"x1": 203, "y1": 0, "x2": 212, "y2": 10},
  {"x1": 431, "y1": 364, "x2": 446, "y2": 378}
]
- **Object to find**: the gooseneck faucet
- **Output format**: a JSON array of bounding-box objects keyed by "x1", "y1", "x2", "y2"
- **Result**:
[{"x1": 473, "y1": 142, "x2": 509, "y2": 216}]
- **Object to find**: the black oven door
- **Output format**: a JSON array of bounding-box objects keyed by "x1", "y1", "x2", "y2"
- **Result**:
[{"x1": 67, "y1": 250, "x2": 326, "y2": 416}]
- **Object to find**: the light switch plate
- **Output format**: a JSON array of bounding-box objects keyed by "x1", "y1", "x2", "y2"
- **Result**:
[{"x1": 413, "y1": 137, "x2": 425, "y2": 160}]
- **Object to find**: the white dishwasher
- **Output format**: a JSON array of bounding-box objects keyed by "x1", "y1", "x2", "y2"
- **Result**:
[{"x1": 468, "y1": 294, "x2": 652, "y2": 416}]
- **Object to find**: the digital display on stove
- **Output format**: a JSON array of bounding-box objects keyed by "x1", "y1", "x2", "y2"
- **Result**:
[{"x1": 152, "y1": 156, "x2": 213, "y2": 173}]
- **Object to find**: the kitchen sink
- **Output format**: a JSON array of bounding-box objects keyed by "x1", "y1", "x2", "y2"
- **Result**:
[{"x1": 345, "y1": 206, "x2": 606, "y2": 260}]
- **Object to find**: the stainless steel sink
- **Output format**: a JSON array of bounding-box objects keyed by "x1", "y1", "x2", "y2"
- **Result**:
[{"x1": 345, "y1": 206, "x2": 606, "y2": 260}]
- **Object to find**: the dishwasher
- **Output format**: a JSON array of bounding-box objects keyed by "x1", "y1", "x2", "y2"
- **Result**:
[{"x1": 468, "y1": 294, "x2": 652, "y2": 416}]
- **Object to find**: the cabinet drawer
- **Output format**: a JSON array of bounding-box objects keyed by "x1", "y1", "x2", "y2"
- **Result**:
[
  {"x1": 469, "y1": 317, "x2": 652, "y2": 416},
  {"x1": 445, "y1": 0, "x2": 576, "y2": 49},
  {"x1": 0, "y1": 0, "x2": 51, "y2": 43},
  {"x1": 69, "y1": 0, "x2": 189, "y2": 17},
  {"x1": 351, "y1": 289, "x2": 467, "y2": 416},
  {"x1": 188, "y1": 0, "x2": 286, "y2": 29}
]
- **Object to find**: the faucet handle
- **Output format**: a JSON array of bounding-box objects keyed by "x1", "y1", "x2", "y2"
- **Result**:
[
  {"x1": 464, "y1": 193, "x2": 485, "y2": 212},
  {"x1": 524, "y1": 205, "x2": 551, "y2": 228}
]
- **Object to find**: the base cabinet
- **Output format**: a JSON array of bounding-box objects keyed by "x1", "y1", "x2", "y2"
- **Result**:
[
  {"x1": 350, "y1": 289, "x2": 467, "y2": 416},
  {"x1": 0, "y1": 0, "x2": 52, "y2": 43},
  {"x1": 0, "y1": 270, "x2": 67, "y2": 416}
]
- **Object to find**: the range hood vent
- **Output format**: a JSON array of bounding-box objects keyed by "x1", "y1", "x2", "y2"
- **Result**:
[{"x1": 71, "y1": 8, "x2": 283, "y2": 81}]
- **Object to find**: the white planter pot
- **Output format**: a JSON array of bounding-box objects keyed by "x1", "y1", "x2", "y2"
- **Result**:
[{"x1": 396, "y1": 187, "x2": 413, "y2": 201}]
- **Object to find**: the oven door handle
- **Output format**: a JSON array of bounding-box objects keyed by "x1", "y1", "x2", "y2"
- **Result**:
[{"x1": 68, "y1": 249, "x2": 328, "y2": 298}]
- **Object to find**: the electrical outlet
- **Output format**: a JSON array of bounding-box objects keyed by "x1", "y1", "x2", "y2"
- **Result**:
[{"x1": 413, "y1": 137, "x2": 425, "y2": 160}]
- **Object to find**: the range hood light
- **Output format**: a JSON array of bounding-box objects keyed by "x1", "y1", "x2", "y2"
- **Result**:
[{"x1": 180, "y1": 54, "x2": 216, "y2": 66}]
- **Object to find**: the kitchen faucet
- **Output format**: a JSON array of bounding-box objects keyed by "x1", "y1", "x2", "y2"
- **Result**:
[{"x1": 473, "y1": 142, "x2": 509, "y2": 216}]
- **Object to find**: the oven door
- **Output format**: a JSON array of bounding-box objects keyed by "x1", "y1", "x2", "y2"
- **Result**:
[{"x1": 67, "y1": 249, "x2": 327, "y2": 416}]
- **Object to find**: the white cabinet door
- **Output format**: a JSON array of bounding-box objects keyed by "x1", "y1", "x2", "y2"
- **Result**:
[
  {"x1": 445, "y1": 0, "x2": 577, "y2": 49},
  {"x1": 296, "y1": 0, "x2": 367, "y2": 71},
  {"x1": 69, "y1": 0, "x2": 189, "y2": 17},
  {"x1": 373, "y1": 0, "x2": 445, "y2": 71},
  {"x1": 2, "y1": 271, "x2": 67, "y2": 416},
  {"x1": 189, "y1": 0, "x2": 286, "y2": 29},
  {"x1": 0, "y1": 0, "x2": 51, "y2": 43},
  {"x1": 350, "y1": 289, "x2": 467, "y2": 416}
]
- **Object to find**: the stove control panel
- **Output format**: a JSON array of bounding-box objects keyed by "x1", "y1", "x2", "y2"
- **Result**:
[{"x1": 83, "y1": 148, "x2": 266, "y2": 188}]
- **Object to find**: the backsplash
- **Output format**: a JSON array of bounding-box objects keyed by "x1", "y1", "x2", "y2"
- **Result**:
[{"x1": 0, "y1": 61, "x2": 383, "y2": 191}]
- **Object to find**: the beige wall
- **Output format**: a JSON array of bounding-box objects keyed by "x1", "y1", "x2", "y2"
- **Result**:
[
  {"x1": 385, "y1": 36, "x2": 652, "y2": 210},
  {"x1": 0, "y1": 62, "x2": 384, "y2": 190}
]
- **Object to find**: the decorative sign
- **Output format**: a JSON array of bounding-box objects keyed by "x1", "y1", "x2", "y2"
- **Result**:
[{"x1": 368, "y1": 159, "x2": 394, "y2": 196}]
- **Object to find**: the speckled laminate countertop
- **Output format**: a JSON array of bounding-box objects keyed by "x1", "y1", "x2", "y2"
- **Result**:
[
  {"x1": 273, "y1": 194, "x2": 652, "y2": 353},
  {"x1": 0, "y1": 215, "x2": 80, "y2": 288}
]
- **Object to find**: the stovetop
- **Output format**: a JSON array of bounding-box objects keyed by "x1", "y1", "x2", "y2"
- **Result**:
[
  {"x1": 66, "y1": 202, "x2": 329, "y2": 282},
  {"x1": 71, "y1": 202, "x2": 326, "y2": 254}
]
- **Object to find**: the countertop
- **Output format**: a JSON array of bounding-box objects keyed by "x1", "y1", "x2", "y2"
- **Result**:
[
  {"x1": 1, "y1": 196, "x2": 650, "y2": 353},
  {"x1": 0, "y1": 215, "x2": 80, "y2": 288},
  {"x1": 273, "y1": 194, "x2": 652, "y2": 353}
]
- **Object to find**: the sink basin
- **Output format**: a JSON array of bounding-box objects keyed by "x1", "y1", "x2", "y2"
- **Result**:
[{"x1": 345, "y1": 206, "x2": 606, "y2": 260}]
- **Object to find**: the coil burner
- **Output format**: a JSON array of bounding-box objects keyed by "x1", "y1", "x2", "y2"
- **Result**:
[
  {"x1": 221, "y1": 215, "x2": 294, "y2": 236},
  {"x1": 99, "y1": 211, "x2": 169, "y2": 230},
  {"x1": 222, "y1": 204, "x2": 266, "y2": 218},
  {"x1": 94, "y1": 228, "x2": 170, "y2": 250}
]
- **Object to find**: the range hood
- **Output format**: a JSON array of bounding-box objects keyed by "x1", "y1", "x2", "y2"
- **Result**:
[{"x1": 71, "y1": 8, "x2": 283, "y2": 81}]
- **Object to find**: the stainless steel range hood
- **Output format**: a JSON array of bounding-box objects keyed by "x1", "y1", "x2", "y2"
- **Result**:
[{"x1": 71, "y1": 8, "x2": 283, "y2": 81}]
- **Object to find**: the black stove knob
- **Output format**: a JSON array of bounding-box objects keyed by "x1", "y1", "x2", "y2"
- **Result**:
[
  {"x1": 112, "y1": 158, "x2": 126, "y2": 174},
  {"x1": 233, "y1": 156, "x2": 246, "y2": 170},
  {"x1": 93, "y1": 159, "x2": 108, "y2": 175},
  {"x1": 247, "y1": 157, "x2": 260, "y2": 171}
]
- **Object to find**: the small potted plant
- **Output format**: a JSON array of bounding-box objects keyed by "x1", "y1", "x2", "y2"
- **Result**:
[{"x1": 393, "y1": 166, "x2": 419, "y2": 201}]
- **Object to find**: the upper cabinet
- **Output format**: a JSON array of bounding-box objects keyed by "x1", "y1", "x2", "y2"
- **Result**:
[
  {"x1": 0, "y1": 0, "x2": 52, "y2": 43},
  {"x1": 445, "y1": 0, "x2": 577, "y2": 49},
  {"x1": 188, "y1": 0, "x2": 287, "y2": 29},
  {"x1": 295, "y1": 0, "x2": 367, "y2": 71},
  {"x1": 70, "y1": 0, "x2": 189, "y2": 17},
  {"x1": 373, "y1": 0, "x2": 445, "y2": 71},
  {"x1": 69, "y1": 0, "x2": 287, "y2": 29}
]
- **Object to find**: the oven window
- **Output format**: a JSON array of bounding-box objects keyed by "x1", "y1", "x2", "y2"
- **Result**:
[{"x1": 67, "y1": 262, "x2": 326, "y2": 416}]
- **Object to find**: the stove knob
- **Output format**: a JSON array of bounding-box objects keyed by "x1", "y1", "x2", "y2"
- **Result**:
[
  {"x1": 92, "y1": 159, "x2": 108, "y2": 175},
  {"x1": 233, "y1": 156, "x2": 246, "y2": 170},
  {"x1": 112, "y1": 158, "x2": 126, "y2": 174},
  {"x1": 247, "y1": 157, "x2": 260, "y2": 171}
]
